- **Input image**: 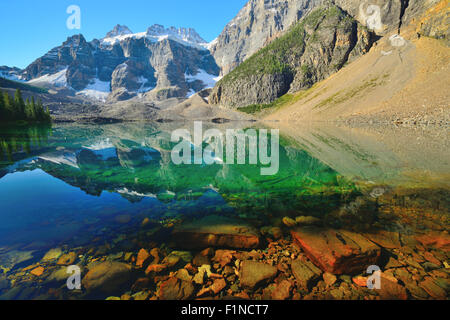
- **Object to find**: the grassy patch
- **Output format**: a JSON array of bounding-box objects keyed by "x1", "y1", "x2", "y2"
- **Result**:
[{"x1": 313, "y1": 74, "x2": 390, "y2": 110}]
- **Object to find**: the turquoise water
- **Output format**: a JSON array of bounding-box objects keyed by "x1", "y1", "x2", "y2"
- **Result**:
[{"x1": 0, "y1": 122, "x2": 363, "y2": 249}]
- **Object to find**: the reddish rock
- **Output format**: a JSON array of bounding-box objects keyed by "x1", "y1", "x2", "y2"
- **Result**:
[
  {"x1": 364, "y1": 231, "x2": 401, "y2": 249},
  {"x1": 136, "y1": 249, "x2": 150, "y2": 268},
  {"x1": 145, "y1": 264, "x2": 167, "y2": 275},
  {"x1": 352, "y1": 276, "x2": 368, "y2": 287},
  {"x1": 149, "y1": 248, "x2": 161, "y2": 264},
  {"x1": 423, "y1": 251, "x2": 442, "y2": 266},
  {"x1": 172, "y1": 215, "x2": 260, "y2": 249},
  {"x1": 415, "y1": 232, "x2": 450, "y2": 250},
  {"x1": 212, "y1": 250, "x2": 236, "y2": 267},
  {"x1": 271, "y1": 280, "x2": 292, "y2": 300},
  {"x1": 158, "y1": 277, "x2": 194, "y2": 300},
  {"x1": 291, "y1": 227, "x2": 381, "y2": 274},
  {"x1": 30, "y1": 266, "x2": 44, "y2": 277},
  {"x1": 239, "y1": 260, "x2": 278, "y2": 289},
  {"x1": 379, "y1": 274, "x2": 408, "y2": 300}
]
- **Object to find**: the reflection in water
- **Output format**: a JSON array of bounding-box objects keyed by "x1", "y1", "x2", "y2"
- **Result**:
[{"x1": 0, "y1": 122, "x2": 448, "y2": 300}]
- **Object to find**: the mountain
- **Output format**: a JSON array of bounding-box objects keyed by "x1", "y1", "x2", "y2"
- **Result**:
[
  {"x1": 0, "y1": 66, "x2": 24, "y2": 81},
  {"x1": 210, "y1": 4, "x2": 374, "y2": 108},
  {"x1": 1, "y1": 0, "x2": 446, "y2": 120},
  {"x1": 264, "y1": 0, "x2": 450, "y2": 125},
  {"x1": 20, "y1": 24, "x2": 220, "y2": 103},
  {"x1": 209, "y1": 0, "x2": 325, "y2": 75},
  {"x1": 209, "y1": 0, "x2": 448, "y2": 110}
]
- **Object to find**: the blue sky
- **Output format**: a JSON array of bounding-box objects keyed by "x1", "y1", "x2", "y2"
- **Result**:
[{"x1": 0, "y1": 0, "x2": 248, "y2": 69}]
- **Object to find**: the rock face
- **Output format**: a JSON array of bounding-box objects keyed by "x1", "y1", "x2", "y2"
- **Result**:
[
  {"x1": 239, "y1": 260, "x2": 278, "y2": 288},
  {"x1": 291, "y1": 227, "x2": 381, "y2": 274},
  {"x1": 210, "y1": 0, "x2": 325, "y2": 75},
  {"x1": 172, "y1": 215, "x2": 261, "y2": 249},
  {"x1": 210, "y1": 5, "x2": 373, "y2": 108},
  {"x1": 416, "y1": 0, "x2": 450, "y2": 44},
  {"x1": 82, "y1": 261, "x2": 132, "y2": 295},
  {"x1": 21, "y1": 25, "x2": 219, "y2": 102},
  {"x1": 335, "y1": 0, "x2": 441, "y2": 35}
]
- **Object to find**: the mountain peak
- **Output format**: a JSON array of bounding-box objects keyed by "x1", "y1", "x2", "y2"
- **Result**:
[
  {"x1": 146, "y1": 24, "x2": 206, "y2": 44},
  {"x1": 105, "y1": 24, "x2": 133, "y2": 38}
]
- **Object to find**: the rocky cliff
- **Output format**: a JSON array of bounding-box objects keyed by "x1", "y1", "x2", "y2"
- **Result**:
[
  {"x1": 209, "y1": 0, "x2": 326, "y2": 75},
  {"x1": 210, "y1": 4, "x2": 373, "y2": 108}
]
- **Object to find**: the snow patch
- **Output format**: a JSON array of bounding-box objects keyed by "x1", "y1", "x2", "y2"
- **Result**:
[
  {"x1": 77, "y1": 78, "x2": 111, "y2": 102},
  {"x1": 185, "y1": 69, "x2": 221, "y2": 89},
  {"x1": 28, "y1": 68, "x2": 68, "y2": 87},
  {"x1": 83, "y1": 139, "x2": 117, "y2": 160}
]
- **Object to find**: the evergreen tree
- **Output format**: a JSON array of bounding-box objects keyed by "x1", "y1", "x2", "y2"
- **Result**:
[
  {"x1": 0, "y1": 89, "x2": 51, "y2": 123},
  {"x1": 0, "y1": 91, "x2": 4, "y2": 120}
]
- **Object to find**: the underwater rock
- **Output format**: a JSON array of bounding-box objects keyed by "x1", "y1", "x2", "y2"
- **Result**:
[
  {"x1": 295, "y1": 216, "x2": 322, "y2": 226},
  {"x1": 239, "y1": 260, "x2": 278, "y2": 289},
  {"x1": 419, "y1": 277, "x2": 447, "y2": 299},
  {"x1": 157, "y1": 276, "x2": 194, "y2": 300},
  {"x1": 162, "y1": 254, "x2": 181, "y2": 268},
  {"x1": 57, "y1": 252, "x2": 77, "y2": 265},
  {"x1": 291, "y1": 258, "x2": 322, "y2": 289},
  {"x1": 83, "y1": 261, "x2": 132, "y2": 295},
  {"x1": 323, "y1": 272, "x2": 337, "y2": 287},
  {"x1": 271, "y1": 279, "x2": 292, "y2": 300},
  {"x1": 30, "y1": 266, "x2": 45, "y2": 277},
  {"x1": 42, "y1": 248, "x2": 63, "y2": 262},
  {"x1": 136, "y1": 249, "x2": 150, "y2": 268},
  {"x1": 379, "y1": 274, "x2": 408, "y2": 300},
  {"x1": 363, "y1": 231, "x2": 401, "y2": 249},
  {"x1": 291, "y1": 227, "x2": 381, "y2": 274},
  {"x1": 282, "y1": 217, "x2": 297, "y2": 227},
  {"x1": 0, "y1": 250, "x2": 34, "y2": 270},
  {"x1": 172, "y1": 215, "x2": 260, "y2": 249},
  {"x1": 415, "y1": 232, "x2": 450, "y2": 250},
  {"x1": 212, "y1": 250, "x2": 236, "y2": 268},
  {"x1": 114, "y1": 214, "x2": 131, "y2": 224},
  {"x1": 145, "y1": 264, "x2": 167, "y2": 275}
]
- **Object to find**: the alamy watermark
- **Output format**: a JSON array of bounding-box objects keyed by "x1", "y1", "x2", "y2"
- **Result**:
[
  {"x1": 170, "y1": 121, "x2": 280, "y2": 176},
  {"x1": 66, "y1": 5, "x2": 81, "y2": 30},
  {"x1": 366, "y1": 265, "x2": 381, "y2": 289},
  {"x1": 66, "y1": 265, "x2": 81, "y2": 290}
]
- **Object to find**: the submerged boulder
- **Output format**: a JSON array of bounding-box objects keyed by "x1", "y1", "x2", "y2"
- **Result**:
[
  {"x1": 82, "y1": 261, "x2": 132, "y2": 295},
  {"x1": 291, "y1": 227, "x2": 381, "y2": 275},
  {"x1": 239, "y1": 260, "x2": 278, "y2": 289},
  {"x1": 172, "y1": 215, "x2": 261, "y2": 249}
]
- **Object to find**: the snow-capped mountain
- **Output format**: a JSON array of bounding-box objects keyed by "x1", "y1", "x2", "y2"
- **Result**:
[
  {"x1": 0, "y1": 66, "x2": 24, "y2": 81},
  {"x1": 19, "y1": 24, "x2": 220, "y2": 103}
]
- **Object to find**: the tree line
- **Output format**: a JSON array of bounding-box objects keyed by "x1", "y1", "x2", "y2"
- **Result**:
[{"x1": 0, "y1": 89, "x2": 51, "y2": 123}]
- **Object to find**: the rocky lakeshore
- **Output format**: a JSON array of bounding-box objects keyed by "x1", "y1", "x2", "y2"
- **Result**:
[{"x1": 0, "y1": 188, "x2": 448, "y2": 301}]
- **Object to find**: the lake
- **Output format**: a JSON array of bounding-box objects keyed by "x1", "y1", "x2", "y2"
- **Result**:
[{"x1": 0, "y1": 122, "x2": 448, "y2": 300}]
